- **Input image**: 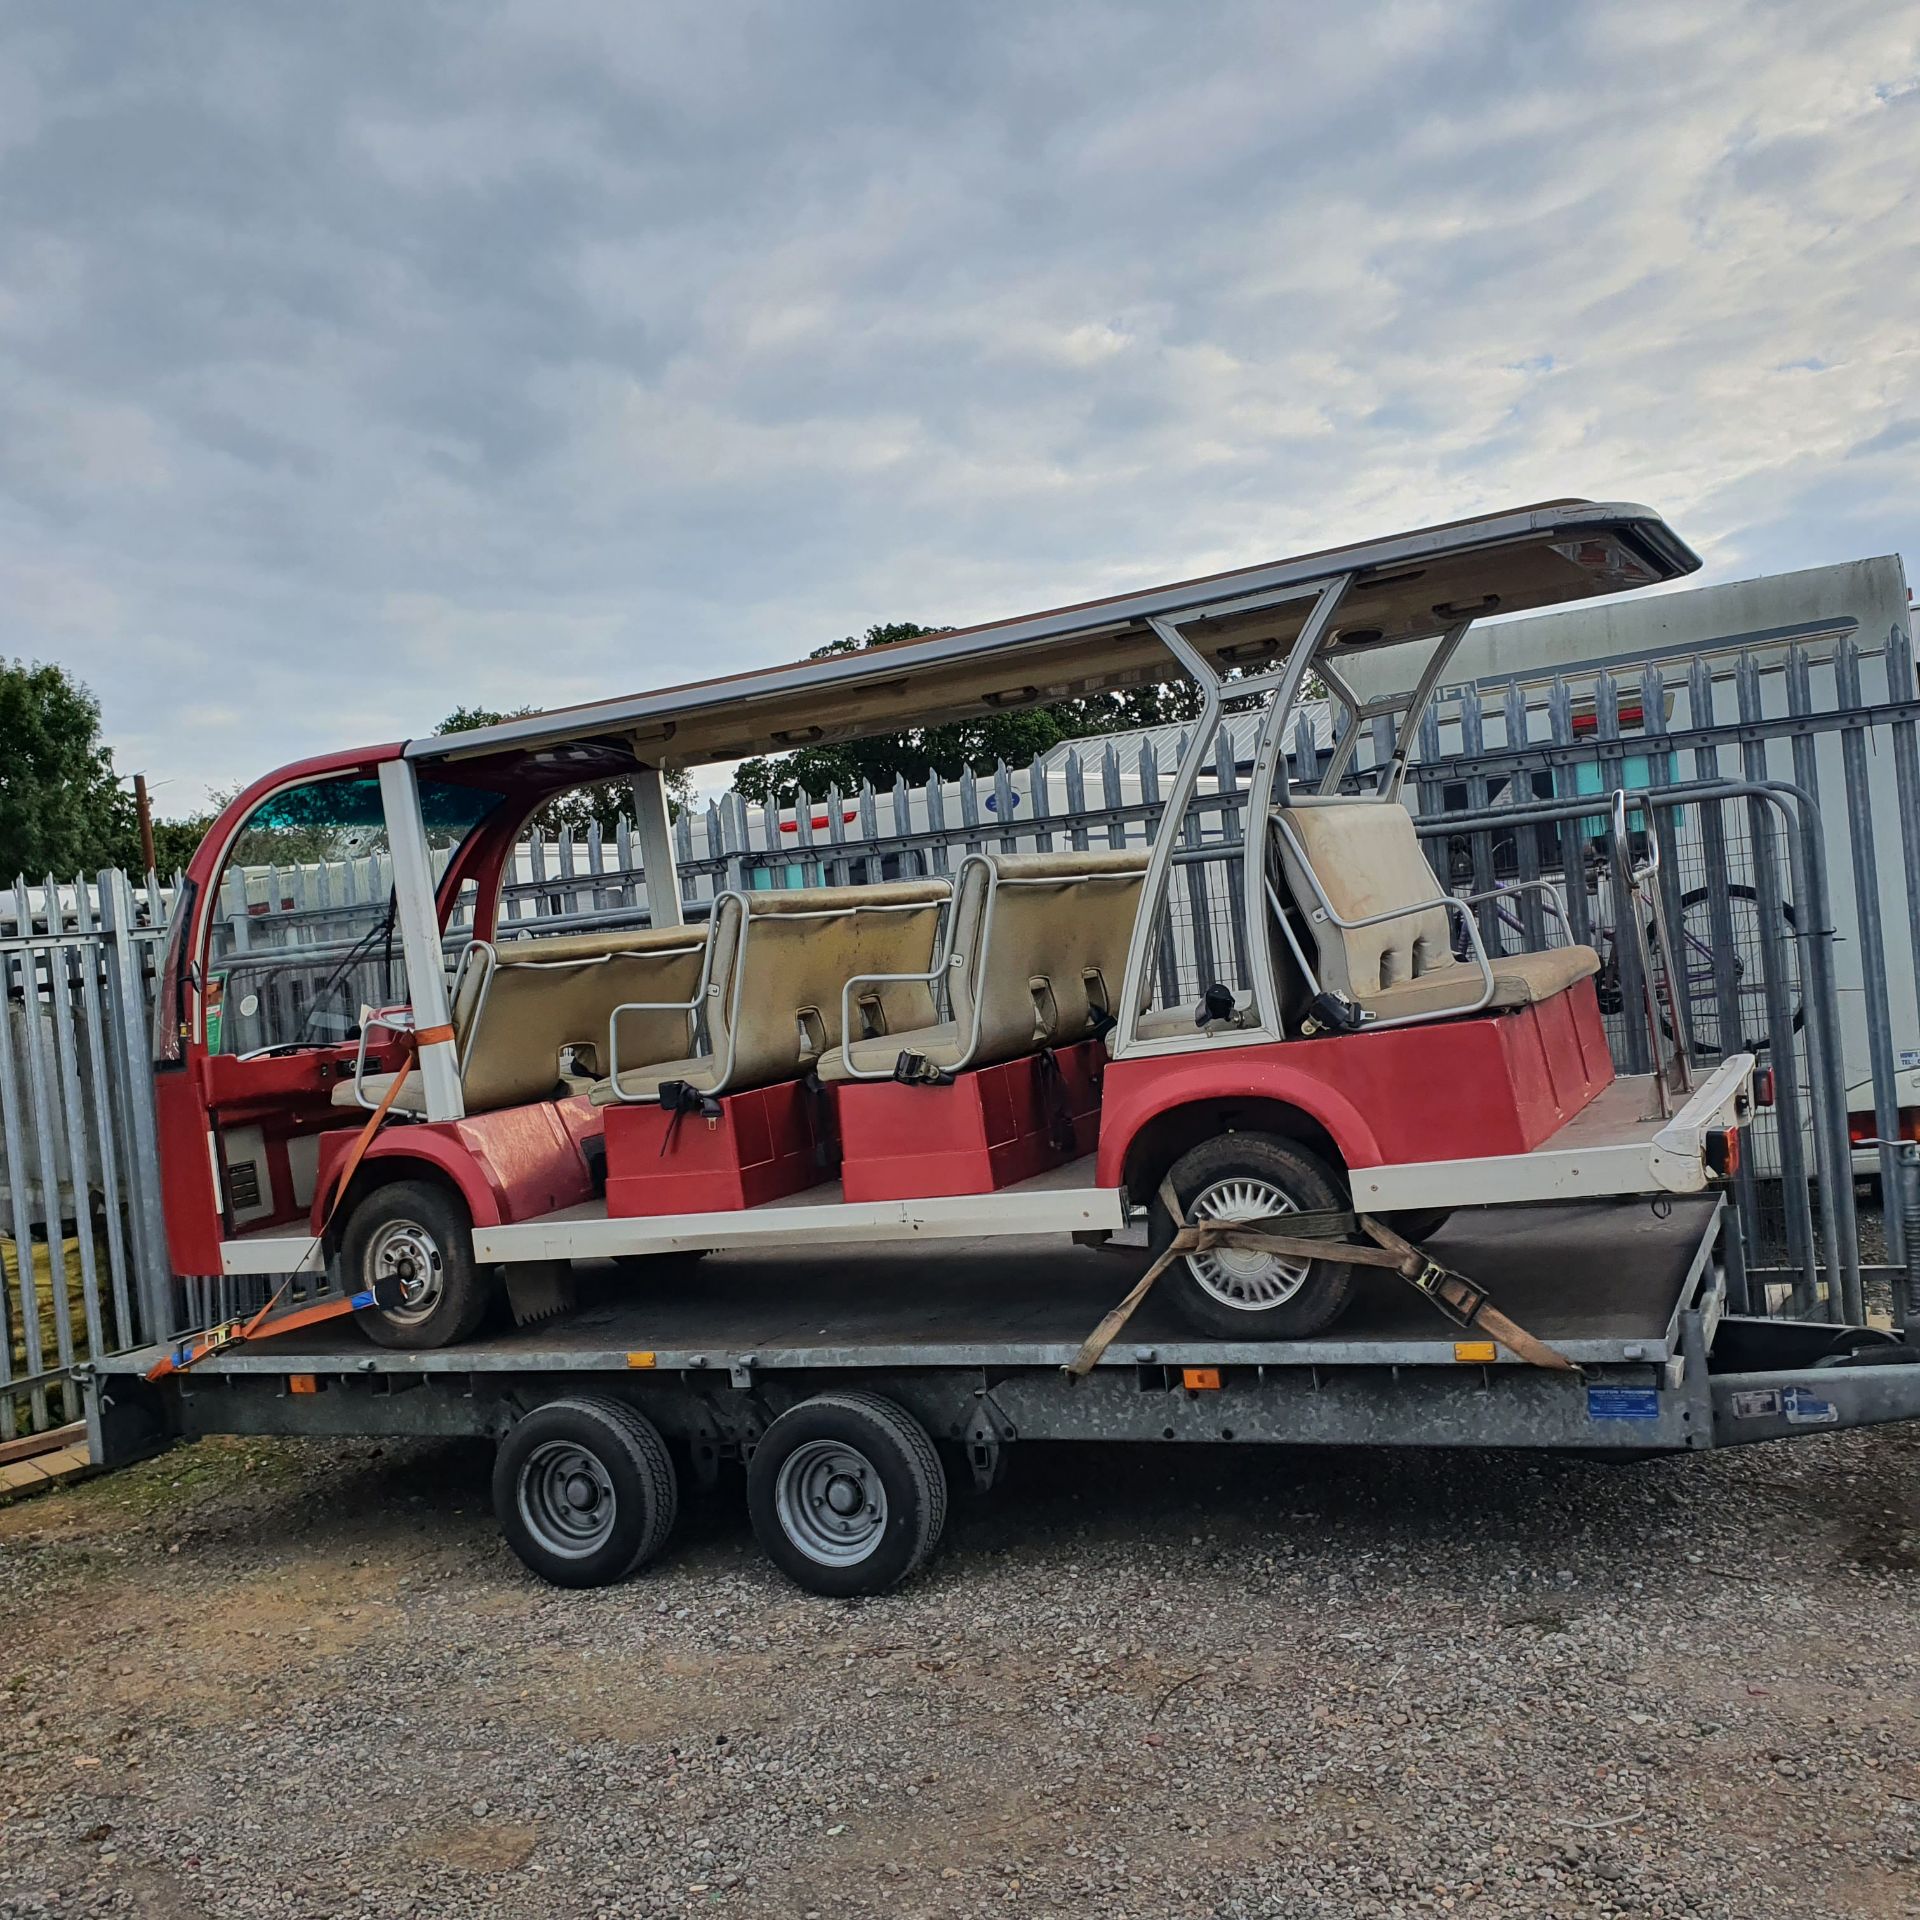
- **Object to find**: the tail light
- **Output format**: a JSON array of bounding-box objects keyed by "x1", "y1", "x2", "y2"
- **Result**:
[
  {"x1": 1751, "y1": 1067, "x2": 1775, "y2": 1108},
  {"x1": 1704, "y1": 1128, "x2": 1741, "y2": 1178},
  {"x1": 1848, "y1": 1106, "x2": 1920, "y2": 1147}
]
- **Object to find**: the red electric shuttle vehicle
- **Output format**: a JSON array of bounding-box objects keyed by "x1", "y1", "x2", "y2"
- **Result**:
[{"x1": 151, "y1": 499, "x2": 1755, "y2": 1360}]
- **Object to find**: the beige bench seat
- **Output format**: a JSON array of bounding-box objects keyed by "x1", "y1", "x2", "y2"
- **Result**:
[
  {"x1": 590, "y1": 881, "x2": 950, "y2": 1105},
  {"x1": 816, "y1": 849, "x2": 1149, "y2": 1084},
  {"x1": 336, "y1": 923, "x2": 709, "y2": 1114},
  {"x1": 1272, "y1": 798, "x2": 1599, "y2": 1026}
]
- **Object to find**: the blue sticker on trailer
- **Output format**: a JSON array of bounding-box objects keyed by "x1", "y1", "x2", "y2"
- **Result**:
[
  {"x1": 1587, "y1": 1386, "x2": 1660, "y2": 1422},
  {"x1": 1781, "y1": 1386, "x2": 1838, "y2": 1426}
]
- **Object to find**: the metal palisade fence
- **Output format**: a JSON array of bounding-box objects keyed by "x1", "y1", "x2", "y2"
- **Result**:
[{"x1": 2, "y1": 617, "x2": 1914, "y2": 1440}]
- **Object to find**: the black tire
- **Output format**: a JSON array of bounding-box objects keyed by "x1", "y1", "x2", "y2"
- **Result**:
[
  {"x1": 342, "y1": 1179, "x2": 491, "y2": 1351},
  {"x1": 1658, "y1": 884, "x2": 1802, "y2": 1058},
  {"x1": 1149, "y1": 1133, "x2": 1355, "y2": 1340},
  {"x1": 1384, "y1": 1207, "x2": 1453, "y2": 1244},
  {"x1": 747, "y1": 1391, "x2": 947, "y2": 1597},
  {"x1": 493, "y1": 1395, "x2": 679, "y2": 1588}
]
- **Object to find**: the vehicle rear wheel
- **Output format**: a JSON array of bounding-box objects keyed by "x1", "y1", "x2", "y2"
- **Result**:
[
  {"x1": 493, "y1": 1395, "x2": 679, "y2": 1588},
  {"x1": 344, "y1": 1179, "x2": 491, "y2": 1350},
  {"x1": 747, "y1": 1391, "x2": 947, "y2": 1597},
  {"x1": 1150, "y1": 1133, "x2": 1355, "y2": 1340}
]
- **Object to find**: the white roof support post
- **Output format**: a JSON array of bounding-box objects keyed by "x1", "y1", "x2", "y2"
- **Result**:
[
  {"x1": 1238, "y1": 576, "x2": 1350, "y2": 1018},
  {"x1": 631, "y1": 766, "x2": 683, "y2": 929},
  {"x1": 376, "y1": 758, "x2": 465, "y2": 1122}
]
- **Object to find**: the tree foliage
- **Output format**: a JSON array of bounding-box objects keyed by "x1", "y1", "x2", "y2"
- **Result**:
[
  {"x1": 0, "y1": 658, "x2": 141, "y2": 879},
  {"x1": 731, "y1": 622, "x2": 1201, "y2": 808}
]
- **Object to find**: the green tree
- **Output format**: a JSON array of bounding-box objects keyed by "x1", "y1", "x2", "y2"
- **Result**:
[
  {"x1": 434, "y1": 706, "x2": 692, "y2": 829},
  {"x1": 0, "y1": 658, "x2": 139, "y2": 879},
  {"x1": 149, "y1": 812, "x2": 217, "y2": 875},
  {"x1": 732, "y1": 622, "x2": 1201, "y2": 808}
]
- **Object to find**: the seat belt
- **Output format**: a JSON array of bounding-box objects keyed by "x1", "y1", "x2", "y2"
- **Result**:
[
  {"x1": 145, "y1": 1022, "x2": 454, "y2": 1381},
  {"x1": 1032, "y1": 1046, "x2": 1080, "y2": 1157},
  {"x1": 656, "y1": 1078, "x2": 725, "y2": 1155},
  {"x1": 1065, "y1": 1189, "x2": 1575, "y2": 1378}
]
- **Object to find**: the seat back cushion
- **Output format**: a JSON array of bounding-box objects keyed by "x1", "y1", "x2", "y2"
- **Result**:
[
  {"x1": 1274, "y1": 800, "x2": 1451, "y2": 999},
  {"x1": 954, "y1": 850, "x2": 1149, "y2": 1066},
  {"x1": 722, "y1": 882, "x2": 949, "y2": 1091},
  {"x1": 462, "y1": 925, "x2": 708, "y2": 1111}
]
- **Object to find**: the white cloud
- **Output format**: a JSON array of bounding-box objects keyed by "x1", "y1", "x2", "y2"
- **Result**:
[{"x1": 0, "y1": 1, "x2": 1913, "y2": 811}]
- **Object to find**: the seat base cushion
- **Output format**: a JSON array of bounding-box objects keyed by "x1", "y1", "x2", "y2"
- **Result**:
[
  {"x1": 1355, "y1": 944, "x2": 1599, "y2": 1023},
  {"x1": 814, "y1": 1022, "x2": 965, "y2": 1085},
  {"x1": 330, "y1": 1072, "x2": 430, "y2": 1115},
  {"x1": 588, "y1": 1056, "x2": 726, "y2": 1106}
]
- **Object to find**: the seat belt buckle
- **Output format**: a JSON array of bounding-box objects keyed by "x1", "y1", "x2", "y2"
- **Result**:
[
  {"x1": 1300, "y1": 990, "x2": 1373, "y2": 1037},
  {"x1": 893, "y1": 1051, "x2": 954, "y2": 1087}
]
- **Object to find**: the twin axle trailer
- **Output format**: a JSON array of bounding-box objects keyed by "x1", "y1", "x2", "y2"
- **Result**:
[
  {"x1": 103, "y1": 498, "x2": 1920, "y2": 1593},
  {"x1": 91, "y1": 1197, "x2": 1920, "y2": 1593}
]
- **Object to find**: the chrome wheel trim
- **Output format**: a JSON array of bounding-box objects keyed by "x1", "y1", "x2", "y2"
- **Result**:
[
  {"x1": 364, "y1": 1217, "x2": 444, "y2": 1325},
  {"x1": 1183, "y1": 1174, "x2": 1310, "y2": 1310},
  {"x1": 517, "y1": 1440, "x2": 618, "y2": 1558},
  {"x1": 774, "y1": 1439, "x2": 888, "y2": 1566}
]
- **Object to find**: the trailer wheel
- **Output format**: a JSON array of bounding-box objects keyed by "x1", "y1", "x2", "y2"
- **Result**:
[
  {"x1": 747, "y1": 1392, "x2": 947, "y2": 1597},
  {"x1": 344, "y1": 1179, "x2": 491, "y2": 1350},
  {"x1": 493, "y1": 1396, "x2": 679, "y2": 1588},
  {"x1": 1151, "y1": 1133, "x2": 1355, "y2": 1339}
]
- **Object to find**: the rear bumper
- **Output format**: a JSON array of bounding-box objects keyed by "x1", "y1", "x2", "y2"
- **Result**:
[{"x1": 1353, "y1": 1053, "x2": 1755, "y2": 1211}]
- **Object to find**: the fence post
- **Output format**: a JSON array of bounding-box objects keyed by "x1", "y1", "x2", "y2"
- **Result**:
[{"x1": 97, "y1": 870, "x2": 173, "y2": 1347}]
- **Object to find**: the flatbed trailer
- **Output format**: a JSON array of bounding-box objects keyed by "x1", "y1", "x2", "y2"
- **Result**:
[{"x1": 87, "y1": 1198, "x2": 1920, "y2": 1594}]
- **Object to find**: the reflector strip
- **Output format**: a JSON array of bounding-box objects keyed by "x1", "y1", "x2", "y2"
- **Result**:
[{"x1": 1181, "y1": 1366, "x2": 1222, "y2": 1391}]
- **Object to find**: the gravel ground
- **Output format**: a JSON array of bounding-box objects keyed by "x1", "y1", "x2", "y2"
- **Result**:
[{"x1": 1, "y1": 1424, "x2": 1917, "y2": 1920}]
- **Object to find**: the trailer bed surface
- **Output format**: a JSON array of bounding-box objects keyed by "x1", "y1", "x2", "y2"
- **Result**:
[{"x1": 106, "y1": 1197, "x2": 1721, "y2": 1377}]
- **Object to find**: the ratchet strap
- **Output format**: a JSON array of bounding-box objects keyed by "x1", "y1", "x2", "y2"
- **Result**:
[
  {"x1": 1065, "y1": 1191, "x2": 1574, "y2": 1378},
  {"x1": 144, "y1": 1021, "x2": 454, "y2": 1381}
]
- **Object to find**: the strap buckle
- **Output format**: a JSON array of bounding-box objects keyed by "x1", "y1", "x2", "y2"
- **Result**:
[{"x1": 1404, "y1": 1259, "x2": 1490, "y2": 1329}]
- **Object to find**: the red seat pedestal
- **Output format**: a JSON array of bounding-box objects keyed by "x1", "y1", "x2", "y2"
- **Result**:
[
  {"x1": 604, "y1": 1082, "x2": 826, "y2": 1216},
  {"x1": 836, "y1": 1039, "x2": 1106, "y2": 1202}
]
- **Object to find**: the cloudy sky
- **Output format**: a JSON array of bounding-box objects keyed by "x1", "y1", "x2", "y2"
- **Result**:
[{"x1": 2, "y1": 2, "x2": 1916, "y2": 813}]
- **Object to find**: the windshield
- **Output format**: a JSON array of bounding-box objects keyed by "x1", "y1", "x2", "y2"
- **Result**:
[{"x1": 198, "y1": 772, "x2": 501, "y2": 1057}]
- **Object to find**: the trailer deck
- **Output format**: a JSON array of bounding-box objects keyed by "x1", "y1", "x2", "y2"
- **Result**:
[{"x1": 117, "y1": 1197, "x2": 1724, "y2": 1380}]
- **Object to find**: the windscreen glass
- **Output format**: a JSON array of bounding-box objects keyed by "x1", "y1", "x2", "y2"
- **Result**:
[{"x1": 201, "y1": 772, "x2": 501, "y2": 1057}]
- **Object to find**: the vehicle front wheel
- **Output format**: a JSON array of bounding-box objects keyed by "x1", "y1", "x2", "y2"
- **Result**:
[
  {"x1": 1149, "y1": 1133, "x2": 1355, "y2": 1340},
  {"x1": 342, "y1": 1178, "x2": 491, "y2": 1350}
]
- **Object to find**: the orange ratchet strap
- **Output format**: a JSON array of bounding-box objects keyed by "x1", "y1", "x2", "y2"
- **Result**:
[{"x1": 145, "y1": 1021, "x2": 455, "y2": 1382}]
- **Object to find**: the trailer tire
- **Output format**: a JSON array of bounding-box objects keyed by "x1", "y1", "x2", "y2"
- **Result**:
[
  {"x1": 493, "y1": 1395, "x2": 679, "y2": 1588},
  {"x1": 747, "y1": 1391, "x2": 947, "y2": 1597},
  {"x1": 1151, "y1": 1133, "x2": 1355, "y2": 1339},
  {"x1": 344, "y1": 1180, "x2": 491, "y2": 1350}
]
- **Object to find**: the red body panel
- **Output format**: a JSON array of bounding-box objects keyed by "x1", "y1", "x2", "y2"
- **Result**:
[
  {"x1": 604, "y1": 1084, "x2": 825, "y2": 1215},
  {"x1": 1096, "y1": 984, "x2": 1614, "y2": 1191},
  {"x1": 836, "y1": 1040, "x2": 1106, "y2": 1201},
  {"x1": 310, "y1": 1097, "x2": 602, "y2": 1233}
]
